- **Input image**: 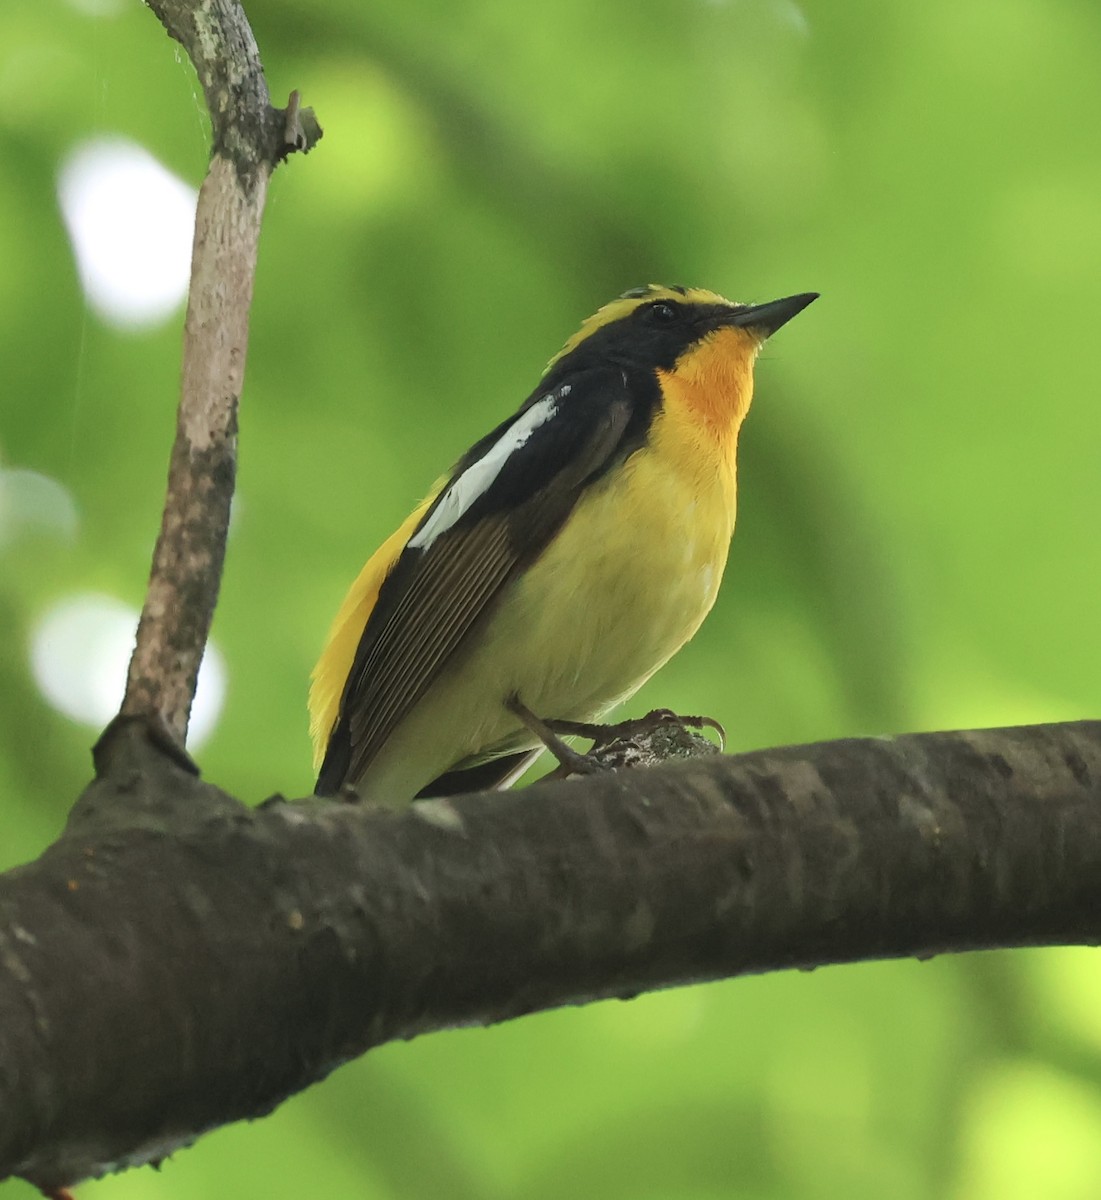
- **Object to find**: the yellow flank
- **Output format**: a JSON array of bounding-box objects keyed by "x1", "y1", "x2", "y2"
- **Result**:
[{"x1": 308, "y1": 488, "x2": 440, "y2": 768}]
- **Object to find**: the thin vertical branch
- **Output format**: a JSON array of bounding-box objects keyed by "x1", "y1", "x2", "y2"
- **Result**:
[{"x1": 121, "y1": 0, "x2": 320, "y2": 741}]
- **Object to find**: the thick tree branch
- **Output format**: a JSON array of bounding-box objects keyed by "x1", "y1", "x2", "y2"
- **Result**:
[
  {"x1": 122, "y1": 0, "x2": 319, "y2": 741},
  {"x1": 1, "y1": 718, "x2": 1099, "y2": 1190}
]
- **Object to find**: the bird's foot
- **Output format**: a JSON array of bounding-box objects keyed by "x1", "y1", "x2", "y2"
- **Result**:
[
  {"x1": 547, "y1": 708, "x2": 726, "y2": 753},
  {"x1": 507, "y1": 699, "x2": 725, "y2": 779}
]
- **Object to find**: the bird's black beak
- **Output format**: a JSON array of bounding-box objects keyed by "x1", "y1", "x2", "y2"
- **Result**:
[{"x1": 728, "y1": 292, "x2": 819, "y2": 338}]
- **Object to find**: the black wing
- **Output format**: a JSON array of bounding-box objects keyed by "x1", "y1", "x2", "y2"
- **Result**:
[
  {"x1": 315, "y1": 367, "x2": 643, "y2": 795},
  {"x1": 414, "y1": 748, "x2": 544, "y2": 798}
]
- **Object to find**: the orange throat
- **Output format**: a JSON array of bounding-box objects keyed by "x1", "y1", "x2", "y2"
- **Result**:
[{"x1": 655, "y1": 325, "x2": 759, "y2": 475}]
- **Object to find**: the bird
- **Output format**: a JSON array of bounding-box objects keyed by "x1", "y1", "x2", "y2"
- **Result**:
[{"x1": 310, "y1": 284, "x2": 817, "y2": 803}]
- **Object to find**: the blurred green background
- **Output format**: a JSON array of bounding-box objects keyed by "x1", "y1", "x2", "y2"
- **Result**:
[{"x1": 3, "y1": 0, "x2": 1101, "y2": 1196}]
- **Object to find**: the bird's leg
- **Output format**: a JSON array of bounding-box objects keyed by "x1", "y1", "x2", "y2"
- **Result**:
[{"x1": 506, "y1": 696, "x2": 612, "y2": 778}]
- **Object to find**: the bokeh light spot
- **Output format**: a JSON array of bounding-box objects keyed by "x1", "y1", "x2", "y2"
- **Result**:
[
  {"x1": 30, "y1": 593, "x2": 225, "y2": 748},
  {"x1": 63, "y1": 0, "x2": 128, "y2": 15},
  {"x1": 957, "y1": 1061, "x2": 1101, "y2": 1200},
  {"x1": 0, "y1": 466, "x2": 79, "y2": 548},
  {"x1": 57, "y1": 137, "x2": 196, "y2": 330}
]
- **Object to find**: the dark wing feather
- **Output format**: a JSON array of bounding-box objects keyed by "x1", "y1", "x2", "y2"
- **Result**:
[
  {"x1": 415, "y1": 748, "x2": 543, "y2": 798},
  {"x1": 316, "y1": 368, "x2": 639, "y2": 795}
]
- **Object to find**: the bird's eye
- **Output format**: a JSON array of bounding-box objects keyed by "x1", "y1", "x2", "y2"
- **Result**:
[{"x1": 645, "y1": 301, "x2": 679, "y2": 324}]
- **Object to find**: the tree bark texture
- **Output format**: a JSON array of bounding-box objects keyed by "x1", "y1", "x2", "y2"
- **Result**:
[{"x1": 1, "y1": 717, "x2": 1098, "y2": 1190}]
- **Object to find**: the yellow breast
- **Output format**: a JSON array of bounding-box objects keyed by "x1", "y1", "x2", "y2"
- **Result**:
[{"x1": 506, "y1": 435, "x2": 734, "y2": 715}]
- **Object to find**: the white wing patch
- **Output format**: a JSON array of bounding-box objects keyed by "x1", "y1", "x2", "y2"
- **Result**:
[{"x1": 408, "y1": 391, "x2": 564, "y2": 551}]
